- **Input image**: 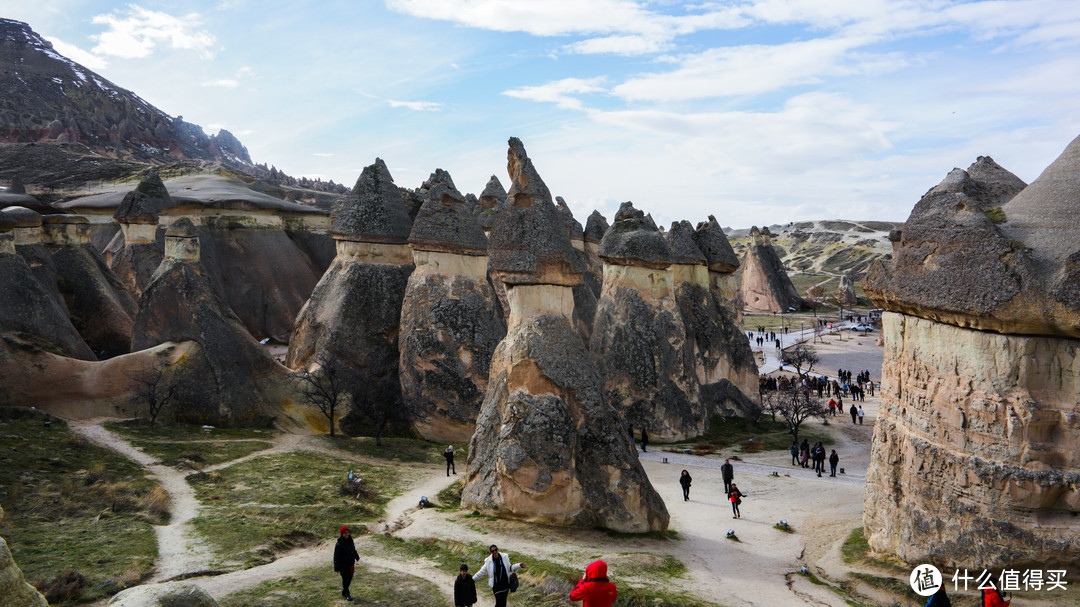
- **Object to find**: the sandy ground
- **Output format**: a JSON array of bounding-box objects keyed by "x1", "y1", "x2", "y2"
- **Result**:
[{"x1": 70, "y1": 337, "x2": 892, "y2": 607}]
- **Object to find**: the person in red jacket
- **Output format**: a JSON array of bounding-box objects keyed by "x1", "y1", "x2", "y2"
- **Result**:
[
  {"x1": 569, "y1": 560, "x2": 617, "y2": 607},
  {"x1": 982, "y1": 584, "x2": 1010, "y2": 607}
]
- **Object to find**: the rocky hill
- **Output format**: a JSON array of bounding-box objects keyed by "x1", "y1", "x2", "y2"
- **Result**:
[
  {"x1": 0, "y1": 19, "x2": 344, "y2": 200},
  {"x1": 726, "y1": 219, "x2": 901, "y2": 303}
]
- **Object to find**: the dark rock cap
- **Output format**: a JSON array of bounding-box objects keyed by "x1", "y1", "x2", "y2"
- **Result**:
[
  {"x1": 478, "y1": 175, "x2": 507, "y2": 210},
  {"x1": 332, "y1": 158, "x2": 413, "y2": 243},
  {"x1": 41, "y1": 214, "x2": 88, "y2": 225},
  {"x1": 409, "y1": 169, "x2": 488, "y2": 255},
  {"x1": 9, "y1": 175, "x2": 26, "y2": 194},
  {"x1": 0, "y1": 205, "x2": 43, "y2": 228},
  {"x1": 114, "y1": 172, "x2": 173, "y2": 224},
  {"x1": 584, "y1": 211, "x2": 609, "y2": 244},
  {"x1": 0, "y1": 214, "x2": 15, "y2": 233},
  {"x1": 694, "y1": 216, "x2": 740, "y2": 272},
  {"x1": 165, "y1": 217, "x2": 198, "y2": 238},
  {"x1": 967, "y1": 156, "x2": 1027, "y2": 207},
  {"x1": 488, "y1": 138, "x2": 585, "y2": 285},
  {"x1": 1000, "y1": 134, "x2": 1080, "y2": 267},
  {"x1": 464, "y1": 192, "x2": 478, "y2": 215},
  {"x1": 597, "y1": 202, "x2": 672, "y2": 268},
  {"x1": 665, "y1": 220, "x2": 706, "y2": 265},
  {"x1": 555, "y1": 196, "x2": 585, "y2": 240}
]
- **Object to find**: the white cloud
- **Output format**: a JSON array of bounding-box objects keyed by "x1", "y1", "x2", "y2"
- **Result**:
[
  {"x1": 91, "y1": 6, "x2": 216, "y2": 59},
  {"x1": 502, "y1": 77, "x2": 607, "y2": 110},
  {"x1": 611, "y1": 36, "x2": 909, "y2": 101},
  {"x1": 567, "y1": 34, "x2": 672, "y2": 56},
  {"x1": 313, "y1": 152, "x2": 336, "y2": 157},
  {"x1": 385, "y1": 0, "x2": 664, "y2": 36},
  {"x1": 201, "y1": 78, "x2": 239, "y2": 88},
  {"x1": 388, "y1": 100, "x2": 443, "y2": 111},
  {"x1": 45, "y1": 37, "x2": 108, "y2": 70}
]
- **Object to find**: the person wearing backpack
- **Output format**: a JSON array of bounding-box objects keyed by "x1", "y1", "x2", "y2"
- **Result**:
[
  {"x1": 728, "y1": 483, "x2": 746, "y2": 518},
  {"x1": 569, "y1": 559, "x2": 617, "y2": 607},
  {"x1": 924, "y1": 585, "x2": 950, "y2": 607},
  {"x1": 473, "y1": 544, "x2": 525, "y2": 607}
]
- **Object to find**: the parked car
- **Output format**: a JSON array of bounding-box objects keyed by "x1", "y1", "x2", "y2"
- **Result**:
[{"x1": 853, "y1": 323, "x2": 874, "y2": 332}]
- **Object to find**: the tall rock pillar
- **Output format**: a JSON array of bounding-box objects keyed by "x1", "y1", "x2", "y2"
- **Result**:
[{"x1": 462, "y1": 138, "x2": 668, "y2": 532}]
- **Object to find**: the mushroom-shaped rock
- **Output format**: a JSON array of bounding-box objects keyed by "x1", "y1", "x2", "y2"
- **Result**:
[
  {"x1": 665, "y1": 220, "x2": 707, "y2": 266},
  {"x1": 476, "y1": 175, "x2": 506, "y2": 233},
  {"x1": 400, "y1": 170, "x2": 503, "y2": 442},
  {"x1": 597, "y1": 202, "x2": 672, "y2": 269},
  {"x1": 463, "y1": 138, "x2": 668, "y2": 532},
  {"x1": 114, "y1": 172, "x2": 173, "y2": 224},
  {"x1": 332, "y1": 158, "x2": 413, "y2": 243},
  {"x1": 738, "y1": 223, "x2": 804, "y2": 314},
  {"x1": 488, "y1": 138, "x2": 586, "y2": 286},
  {"x1": 555, "y1": 196, "x2": 585, "y2": 241},
  {"x1": 584, "y1": 211, "x2": 609, "y2": 244},
  {"x1": 0, "y1": 206, "x2": 42, "y2": 229},
  {"x1": 693, "y1": 216, "x2": 739, "y2": 273}
]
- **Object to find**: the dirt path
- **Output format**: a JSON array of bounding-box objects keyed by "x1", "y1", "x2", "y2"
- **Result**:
[{"x1": 68, "y1": 419, "x2": 216, "y2": 583}]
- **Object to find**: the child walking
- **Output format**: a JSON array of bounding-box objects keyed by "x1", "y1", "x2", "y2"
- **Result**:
[{"x1": 455, "y1": 563, "x2": 477, "y2": 606}]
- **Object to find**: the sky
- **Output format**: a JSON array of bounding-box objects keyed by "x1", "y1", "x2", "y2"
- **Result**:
[{"x1": 3, "y1": 0, "x2": 1080, "y2": 228}]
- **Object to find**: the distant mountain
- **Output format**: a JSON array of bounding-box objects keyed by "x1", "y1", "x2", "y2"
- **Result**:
[{"x1": 0, "y1": 18, "x2": 251, "y2": 165}]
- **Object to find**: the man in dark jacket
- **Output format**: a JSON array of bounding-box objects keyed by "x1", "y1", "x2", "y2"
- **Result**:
[
  {"x1": 569, "y1": 559, "x2": 617, "y2": 607},
  {"x1": 333, "y1": 526, "x2": 360, "y2": 601},
  {"x1": 850, "y1": 404, "x2": 858, "y2": 424},
  {"x1": 720, "y1": 459, "x2": 734, "y2": 494},
  {"x1": 829, "y1": 450, "x2": 839, "y2": 477}
]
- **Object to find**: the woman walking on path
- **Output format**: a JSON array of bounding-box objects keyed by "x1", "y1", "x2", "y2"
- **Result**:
[
  {"x1": 333, "y1": 526, "x2": 360, "y2": 601},
  {"x1": 728, "y1": 483, "x2": 746, "y2": 519},
  {"x1": 679, "y1": 470, "x2": 692, "y2": 501},
  {"x1": 800, "y1": 441, "x2": 810, "y2": 468},
  {"x1": 474, "y1": 545, "x2": 525, "y2": 607}
]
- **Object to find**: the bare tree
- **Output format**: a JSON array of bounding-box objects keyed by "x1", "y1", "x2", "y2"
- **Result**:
[
  {"x1": 128, "y1": 362, "x2": 177, "y2": 427},
  {"x1": 296, "y1": 353, "x2": 350, "y2": 437},
  {"x1": 780, "y1": 342, "x2": 820, "y2": 379},
  {"x1": 349, "y1": 374, "x2": 408, "y2": 446},
  {"x1": 763, "y1": 386, "x2": 828, "y2": 445}
]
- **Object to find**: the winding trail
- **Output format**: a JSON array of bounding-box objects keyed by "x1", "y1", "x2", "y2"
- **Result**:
[{"x1": 68, "y1": 419, "x2": 216, "y2": 583}]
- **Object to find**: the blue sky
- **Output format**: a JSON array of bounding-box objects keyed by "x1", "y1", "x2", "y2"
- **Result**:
[{"x1": 4, "y1": 0, "x2": 1080, "y2": 228}]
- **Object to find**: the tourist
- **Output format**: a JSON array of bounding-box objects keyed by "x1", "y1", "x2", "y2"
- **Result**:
[
  {"x1": 333, "y1": 526, "x2": 360, "y2": 601},
  {"x1": 828, "y1": 398, "x2": 837, "y2": 416},
  {"x1": 814, "y1": 443, "x2": 826, "y2": 477},
  {"x1": 640, "y1": 428, "x2": 649, "y2": 453},
  {"x1": 445, "y1": 445, "x2": 456, "y2": 476},
  {"x1": 850, "y1": 404, "x2": 858, "y2": 424},
  {"x1": 829, "y1": 450, "x2": 839, "y2": 477},
  {"x1": 800, "y1": 439, "x2": 810, "y2": 468},
  {"x1": 858, "y1": 406, "x2": 865, "y2": 425},
  {"x1": 721, "y1": 459, "x2": 734, "y2": 494},
  {"x1": 925, "y1": 585, "x2": 951, "y2": 607},
  {"x1": 981, "y1": 579, "x2": 1009, "y2": 607},
  {"x1": 790, "y1": 441, "x2": 799, "y2": 466},
  {"x1": 569, "y1": 559, "x2": 617, "y2": 607},
  {"x1": 456, "y1": 563, "x2": 478, "y2": 607},
  {"x1": 728, "y1": 483, "x2": 746, "y2": 519},
  {"x1": 679, "y1": 470, "x2": 692, "y2": 501},
  {"x1": 473, "y1": 545, "x2": 525, "y2": 607},
  {"x1": 628, "y1": 424, "x2": 635, "y2": 446}
]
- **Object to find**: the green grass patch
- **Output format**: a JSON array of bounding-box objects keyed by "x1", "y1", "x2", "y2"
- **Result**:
[
  {"x1": 189, "y1": 451, "x2": 403, "y2": 565},
  {"x1": 774, "y1": 523, "x2": 794, "y2": 533},
  {"x1": 437, "y1": 479, "x2": 463, "y2": 511},
  {"x1": 984, "y1": 206, "x2": 1007, "y2": 224},
  {"x1": 840, "y1": 528, "x2": 909, "y2": 574},
  {"x1": 673, "y1": 415, "x2": 832, "y2": 453},
  {"x1": 0, "y1": 408, "x2": 161, "y2": 604},
  {"x1": 850, "y1": 572, "x2": 918, "y2": 601},
  {"x1": 104, "y1": 420, "x2": 276, "y2": 441},
  {"x1": 798, "y1": 571, "x2": 871, "y2": 607},
  {"x1": 127, "y1": 439, "x2": 272, "y2": 470},
  {"x1": 218, "y1": 563, "x2": 449, "y2": 607},
  {"x1": 320, "y1": 434, "x2": 457, "y2": 464}
]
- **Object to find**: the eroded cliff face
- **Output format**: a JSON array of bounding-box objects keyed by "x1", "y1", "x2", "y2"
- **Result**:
[{"x1": 864, "y1": 312, "x2": 1080, "y2": 569}]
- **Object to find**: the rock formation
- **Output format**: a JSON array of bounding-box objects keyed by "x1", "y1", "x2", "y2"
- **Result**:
[
  {"x1": 583, "y1": 210, "x2": 608, "y2": 264},
  {"x1": 0, "y1": 505, "x2": 49, "y2": 607},
  {"x1": 0, "y1": 212, "x2": 95, "y2": 359},
  {"x1": 862, "y1": 145, "x2": 1079, "y2": 570},
  {"x1": 665, "y1": 220, "x2": 759, "y2": 415},
  {"x1": 590, "y1": 203, "x2": 703, "y2": 441},
  {"x1": 555, "y1": 197, "x2": 600, "y2": 342},
  {"x1": 692, "y1": 215, "x2": 740, "y2": 313},
  {"x1": 132, "y1": 217, "x2": 283, "y2": 424},
  {"x1": 287, "y1": 159, "x2": 414, "y2": 428},
  {"x1": 738, "y1": 226, "x2": 804, "y2": 313},
  {"x1": 837, "y1": 273, "x2": 857, "y2": 307},
  {"x1": 398, "y1": 169, "x2": 504, "y2": 444},
  {"x1": 108, "y1": 172, "x2": 170, "y2": 299},
  {"x1": 108, "y1": 581, "x2": 219, "y2": 606},
  {"x1": 462, "y1": 138, "x2": 668, "y2": 532},
  {"x1": 476, "y1": 175, "x2": 506, "y2": 236},
  {"x1": 39, "y1": 214, "x2": 136, "y2": 358}
]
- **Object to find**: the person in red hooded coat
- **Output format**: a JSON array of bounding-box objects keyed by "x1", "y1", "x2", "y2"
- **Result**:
[{"x1": 569, "y1": 560, "x2": 617, "y2": 607}]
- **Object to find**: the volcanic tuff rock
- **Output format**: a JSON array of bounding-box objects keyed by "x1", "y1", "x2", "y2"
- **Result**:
[
  {"x1": 463, "y1": 138, "x2": 668, "y2": 532},
  {"x1": 108, "y1": 581, "x2": 220, "y2": 606},
  {"x1": 863, "y1": 141, "x2": 1080, "y2": 571},
  {"x1": 0, "y1": 214, "x2": 95, "y2": 359},
  {"x1": 476, "y1": 175, "x2": 507, "y2": 232},
  {"x1": 666, "y1": 221, "x2": 759, "y2": 414},
  {"x1": 838, "y1": 273, "x2": 857, "y2": 308},
  {"x1": 399, "y1": 169, "x2": 504, "y2": 443},
  {"x1": 132, "y1": 218, "x2": 282, "y2": 424},
  {"x1": 114, "y1": 172, "x2": 173, "y2": 225},
  {"x1": 592, "y1": 204, "x2": 703, "y2": 441},
  {"x1": 555, "y1": 196, "x2": 585, "y2": 243},
  {"x1": 0, "y1": 506, "x2": 48, "y2": 607},
  {"x1": 583, "y1": 210, "x2": 609, "y2": 264},
  {"x1": 738, "y1": 226, "x2": 805, "y2": 313},
  {"x1": 693, "y1": 216, "x2": 740, "y2": 313},
  {"x1": 288, "y1": 160, "x2": 414, "y2": 428}
]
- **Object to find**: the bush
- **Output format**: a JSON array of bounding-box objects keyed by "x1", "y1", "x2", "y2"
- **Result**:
[{"x1": 34, "y1": 570, "x2": 88, "y2": 603}]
